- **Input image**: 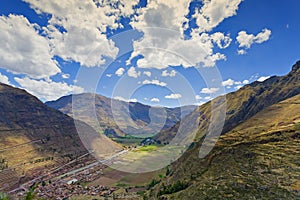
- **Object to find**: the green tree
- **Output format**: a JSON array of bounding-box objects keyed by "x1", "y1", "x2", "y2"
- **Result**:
[
  {"x1": 0, "y1": 192, "x2": 10, "y2": 200},
  {"x1": 23, "y1": 185, "x2": 37, "y2": 200}
]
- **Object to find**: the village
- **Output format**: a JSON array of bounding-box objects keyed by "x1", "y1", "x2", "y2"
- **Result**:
[{"x1": 11, "y1": 151, "x2": 129, "y2": 199}]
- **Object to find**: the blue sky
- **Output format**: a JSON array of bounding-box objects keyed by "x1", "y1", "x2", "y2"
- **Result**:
[{"x1": 0, "y1": 0, "x2": 299, "y2": 107}]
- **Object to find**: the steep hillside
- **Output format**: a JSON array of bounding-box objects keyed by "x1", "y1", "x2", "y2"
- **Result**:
[
  {"x1": 46, "y1": 93, "x2": 196, "y2": 138},
  {"x1": 0, "y1": 83, "x2": 121, "y2": 191},
  {"x1": 155, "y1": 61, "x2": 300, "y2": 143},
  {"x1": 146, "y1": 63, "x2": 300, "y2": 199},
  {"x1": 148, "y1": 94, "x2": 300, "y2": 199}
]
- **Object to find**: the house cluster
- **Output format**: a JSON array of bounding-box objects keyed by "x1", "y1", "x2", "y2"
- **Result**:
[
  {"x1": 14, "y1": 156, "x2": 112, "y2": 199},
  {"x1": 34, "y1": 182, "x2": 115, "y2": 199}
]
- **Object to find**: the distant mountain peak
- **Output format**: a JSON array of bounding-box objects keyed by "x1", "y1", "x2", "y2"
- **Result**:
[{"x1": 291, "y1": 60, "x2": 300, "y2": 73}]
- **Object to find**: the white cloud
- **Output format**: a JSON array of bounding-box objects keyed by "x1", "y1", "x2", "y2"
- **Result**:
[
  {"x1": 0, "y1": 73, "x2": 10, "y2": 85},
  {"x1": 0, "y1": 15, "x2": 60, "y2": 78},
  {"x1": 222, "y1": 78, "x2": 250, "y2": 89},
  {"x1": 24, "y1": 0, "x2": 141, "y2": 67},
  {"x1": 200, "y1": 87, "x2": 219, "y2": 94},
  {"x1": 165, "y1": 93, "x2": 182, "y2": 99},
  {"x1": 143, "y1": 71, "x2": 152, "y2": 77},
  {"x1": 195, "y1": 101, "x2": 206, "y2": 106},
  {"x1": 236, "y1": 28, "x2": 271, "y2": 52},
  {"x1": 129, "y1": 98, "x2": 138, "y2": 102},
  {"x1": 255, "y1": 29, "x2": 272, "y2": 44},
  {"x1": 142, "y1": 79, "x2": 167, "y2": 87},
  {"x1": 257, "y1": 76, "x2": 270, "y2": 82},
  {"x1": 234, "y1": 85, "x2": 243, "y2": 90},
  {"x1": 237, "y1": 49, "x2": 246, "y2": 55},
  {"x1": 193, "y1": 0, "x2": 243, "y2": 33},
  {"x1": 114, "y1": 96, "x2": 137, "y2": 102},
  {"x1": 237, "y1": 31, "x2": 254, "y2": 49},
  {"x1": 14, "y1": 77, "x2": 84, "y2": 101},
  {"x1": 222, "y1": 79, "x2": 235, "y2": 87},
  {"x1": 127, "y1": 0, "x2": 238, "y2": 69},
  {"x1": 127, "y1": 67, "x2": 141, "y2": 78},
  {"x1": 150, "y1": 98, "x2": 160, "y2": 102},
  {"x1": 210, "y1": 32, "x2": 232, "y2": 49},
  {"x1": 204, "y1": 96, "x2": 212, "y2": 100},
  {"x1": 162, "y1": 70, "x2": 176, "y2": 77},
  {"x1": 115, "y1": 68, "x2": 125, "y2": 76},
  {"x1": 242, "y1": 80, "x2": 249, "y2": 84},
  {"x1": 62, "y1": 73, "x2": 70, "y2": 79},
  {"x1": 21, "y1": 0, "x2": 243, "y2": 72},
  {"x1": 128, "y1": 30, "x2": 230, "y2": 69},
  {"x1": 106, "y1": 74, "x2": 112, "y2": 78},
  {"x1": 195, "y1": 95, "x2": 203, "y2": 100}
]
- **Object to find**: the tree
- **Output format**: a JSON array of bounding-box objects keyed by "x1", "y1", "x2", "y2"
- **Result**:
[
  {"x1": 24, "y1": 184, "x2": 37, "y2": 200},
  {"x1": 0, "y1": 192, "x2": 10, "y2": 200}
]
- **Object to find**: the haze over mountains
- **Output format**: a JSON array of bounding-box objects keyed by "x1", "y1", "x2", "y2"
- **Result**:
[{"x1": 46, "y1": 93, "x2": 196, "y2": 138}]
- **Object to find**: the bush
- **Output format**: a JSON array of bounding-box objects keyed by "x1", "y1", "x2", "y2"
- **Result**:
[
  {"x1": 0, "y1": 192, "x2": 10, "y2": 200},
  {"x1": 148, "y1": 179, "x2": 160, "y2": 189},
  {"x1": 158, "y1": 180, "x2": 189, "y2": 196}
]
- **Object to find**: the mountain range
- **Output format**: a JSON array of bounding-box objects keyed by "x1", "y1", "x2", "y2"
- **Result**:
[
  {"x1": 0, "y1": 61, "x2": 299, "y2": 199},
  {"x1": 46, "y1": 93, "x2": 196, "y2": 138}
]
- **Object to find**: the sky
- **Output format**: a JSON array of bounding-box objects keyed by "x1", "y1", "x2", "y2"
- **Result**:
[{"x1": 0, "y1": 0, "x2": 299, "y2": 107}]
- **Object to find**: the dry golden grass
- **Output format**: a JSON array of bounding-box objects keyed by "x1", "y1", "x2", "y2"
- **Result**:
[{"x1": 147, "y1": 94, "x2": 300, "y2": 199}]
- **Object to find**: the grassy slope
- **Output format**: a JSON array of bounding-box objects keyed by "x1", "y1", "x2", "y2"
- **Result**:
[
  {"x1": 155, "y1": 62, "x2": 300, "y2": 143},
  {"x1": 148, "y1": 94, "x2": 300, "y2": 199},
  {"x1": 0, "y1": 83, "x2": 121, "y2": 191}
]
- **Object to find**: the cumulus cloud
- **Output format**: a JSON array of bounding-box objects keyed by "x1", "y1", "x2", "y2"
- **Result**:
[
  {"x1": 210, "y1": 32, "x2": 232, "y2": 49},
  {"x1": 0, "y1": 73, "x2": 10, "y2": 85},
  {"x1": 237, "y1": 49, "x2": 246, "y2": 55},
  {"x1": 236, "y1": 28, "x2": 271, "y2": 54},
  {"x1": 14, "y1": 77, "x2": 84, "y2": 101},
  {"x1": 222, "y1": 78, "x2": 250, "y2": 89},
  {"x1": 114, "y1": 96, "x2": 137, "y2": 102},
  {"x1": 62, "y1": 73, "x2": 70, "y2": 79},
  {"x1": 195, "y1": 95, "x2": 203, "y2": 100},
  {"x1": 142, "y1": 79, "x2": 167, "y2": 87},
  {"x1": 204, "y1": 96, "x2": 212, "y2": 100},
  {"x1": 193, "y1": 0, "x2": 243, "y2": 33},
  {"x1": 19, "y1": 0, "x2": 244, "y2": 72},
  {"x1": 200, "y1": 87, "x2": 219, "y2": 94},
  {"x1": 143, "y1": 71, "x2": 152, "y2": 77},
  {"x1": 162, "y1": 70, "x2": 176, "y2": 77},
  {"x1": 24, "y1": 0, "x2": 142, "y2": 67},
  {"x1": 127, "y1": 67, "x2": 141, "y2": 78},
  {"x1": 257, "y1": 76, "x2": 270, "y2": 82},
  {"x1": 243, "y1": 80, "x2": 249, "y2": 84},
  {"x1": 165, "y1": 93, "x2": 182, "y2": 99},
  {"x1": 150, "y1": 98, "x2": 160, "y2": 102},
  {"x1": 115, "y1": 68, "x2": 125, "y2": 76},
  {"x1": 0, "y1": 15, "x2": 60, "y2": 78},
  {"x1": 46, "y1": 25, "x2": 118, "y2": 67},
  {"x1": 127, "y1": 0, "x2": 237, "y2": 69},
  {"x1": 222, "y1": 79, "x2": 235, "y2": 87},
  {"x1": 234, "y1": 85, "x2": 243, "y2": 90}
]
